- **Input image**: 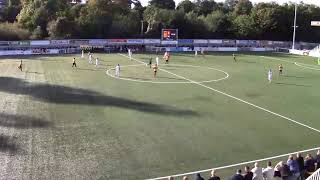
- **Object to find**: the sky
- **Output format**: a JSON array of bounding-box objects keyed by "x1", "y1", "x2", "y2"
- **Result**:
[{"x1": 140, "y1": 0, "x2": 320, "y2": 7}]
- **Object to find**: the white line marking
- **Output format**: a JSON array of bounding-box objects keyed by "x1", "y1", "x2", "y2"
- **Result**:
[
  {"x1": 120, "y1": 54, "x2": 320, "y2": 133},
  {"x1": 146, "y1": 146, "x2": 320, "y2": 180},
  {"x1": 294, "y1": 62, "x2": 320, "y2": 71},
  {"x1": 106, "y1": 63, "x2": 229, "y2": 84},
  {"x1": 260, "y1": 56, "x2": 320, "y2": 72}
]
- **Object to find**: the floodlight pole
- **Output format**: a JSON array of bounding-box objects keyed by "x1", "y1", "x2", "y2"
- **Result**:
[{"x1": 292, "y1": 2, "x2": 297, "y2": 50}]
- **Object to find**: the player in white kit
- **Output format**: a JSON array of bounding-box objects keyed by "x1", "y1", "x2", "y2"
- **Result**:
[
  {"x1": 95, "y1": 57, "x2": 99, "y2": 67},
  {"x1": 268, "y1": 69, "x2": 272, "y2": 83},
  {"x1": 156, "y1": 57, "x2": 159, "y2": 66},
  {"x1": 81, "y1": 50, "x2": 84, "y2": 58},
  {"x1": 89, "y1": 53, "x2": 93, "y2": 64},
  {"x1": 128, "y1": 49, "x2": 132, "y2": 60},
  {"x1": 195, "y1": 50, "x2": 198, "y2": 57},
  {"x1": 115, "y1": 64, "x2": 120, "y2": 77}
]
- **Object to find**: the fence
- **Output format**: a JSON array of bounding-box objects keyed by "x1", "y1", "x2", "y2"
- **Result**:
[{"x1": 307, "y1": 168, "x2": 320, "y2": 180}]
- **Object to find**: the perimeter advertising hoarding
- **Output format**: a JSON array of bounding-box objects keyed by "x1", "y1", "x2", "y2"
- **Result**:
[
  {"x1": 161, "y1": 41, "x2": 178, "y2": 45},
  {"x1": 70, "y1": 40, "x2": 89, "y2": 45},
  {"x1": 208, "y1": 40, "x2": 223, "y2": 44},
  {"x1": 30, "y1": 40, "x2": 50, "y2": 46},
  {"x1": 89, "y1": 39, "x2": 108, "y2": 45},
  {"x1": 222, "y1": 40, "x2": 236, "y2": 46},
  {"x1": 248, "y1": 40, "x2": 260, "y2": 46},
  {"x1": 126, "y1": 39, "x2": 144, "y2": 44},
  {"x1": 10, "y1": 41, "x2": 30, "y2": 46},
  {"x1": 178, "y1": 39, "x2": 194, "y2": 44},
  {"x1": 193, "y1": 39, "x2": 208, "y2": 44},
  {"x1": 0, "y1": 41, "x2": 9, "y2": 46},
  {"x1": 51, "y1": 40, "x2": 70, "y2": 45},
  {"x1": 108, "y1": 39, "x2": 127, "y2": 45},
  {"x1": 236, "y1": 40, "x2": 249, "y2": 46},
  {"x1": 144, "y1": 39, "x2": 161, "y2": 44}
]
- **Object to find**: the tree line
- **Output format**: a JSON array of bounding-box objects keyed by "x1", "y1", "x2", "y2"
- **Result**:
[{"x1": 0, "y1": 0, "x2": 320, "y2": 42}]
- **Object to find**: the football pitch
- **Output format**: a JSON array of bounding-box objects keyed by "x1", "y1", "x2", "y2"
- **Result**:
[{"x1": 0, "y1": 52, "x2": 319, "y2": 180}]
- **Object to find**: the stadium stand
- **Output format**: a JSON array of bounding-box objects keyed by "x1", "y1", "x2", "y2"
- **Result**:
[{"x1": 159, "y1": 149, "x2": 320, "y2": 180}]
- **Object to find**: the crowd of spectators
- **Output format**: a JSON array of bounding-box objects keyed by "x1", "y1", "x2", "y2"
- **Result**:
[{"x1": 166, "y1": 150, "x2": 320, "y2": 180}]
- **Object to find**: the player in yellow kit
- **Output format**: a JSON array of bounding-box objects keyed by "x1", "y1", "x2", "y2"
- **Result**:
[
  {"x1": 279, "y1": 64, "x2": 283, "y2": 75},
  {"x1": 153, "y1": 64, "x2": 158, "y2": 78},
  {"x1": 18, "y1": 60, "x2": 23, "y2": 71}
]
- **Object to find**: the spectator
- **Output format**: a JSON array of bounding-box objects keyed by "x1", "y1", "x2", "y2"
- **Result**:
[
  {"x1": 195, "y1": 173, "x2": 205, "y2": 180},
  {"x1": 304, "y1": 154, "x2": 316, "y2": 178},
  {"x1": 273, "y1": 162, "x2": 282, "y2": 180},
  {"x1": 208, "y1": 169, "x2": 220, "y2": 180},
  {"x1": 230, "y1": 169, "x2": 244, "y2": 180},
  {"x1": 183, "y1": 176, "x2": 189, "y2": 180},
  {"x1": 316, "y1": 150, "x2": 320, "y2": 170},
  {"x1": 168, "y1": 176, "x2": 174, "y2": 180},
  {"x1": 281, "y1": 162, "x2": 292, "y2": 180},
  {"x1": 296, "y1": 152, "x2": 305, "y2": 180},
  {"x1": 252, "y1": 162, "x2": 263, "y2": 180},
  {"x1": 243, "y1": 166, "x2": 253, "y2": 180},
  {"x1": 262, "y1": 161, "x2": 274, "y2": 180},
  {"x1": 287, "y1": 155, "x2": 300, "y2": 180}
]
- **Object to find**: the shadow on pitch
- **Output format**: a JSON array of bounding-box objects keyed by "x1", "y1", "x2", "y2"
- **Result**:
[
  {"x1": 0, "y1": 113, "x2": 52, "y2": 129},
  {"x1": 0, "y1": 77, "x2": 199, "y2": 116},
  {"x1": 0, "y1": 134, "x2": 19, "y2": 154}
]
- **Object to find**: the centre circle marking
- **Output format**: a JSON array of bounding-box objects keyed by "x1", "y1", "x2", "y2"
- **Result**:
[{"x1": 106, "y1": 63, "x2": 229, "y2": 84}]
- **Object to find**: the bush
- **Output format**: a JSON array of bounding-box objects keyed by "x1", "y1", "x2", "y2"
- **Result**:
[{"x1": 0, "y1": 22, "x2": 30, "y2": 40}]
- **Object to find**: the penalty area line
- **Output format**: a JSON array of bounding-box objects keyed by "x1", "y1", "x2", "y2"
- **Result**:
[
  {"x1": 146, "y1": 146, "x2": 320, "y2": 180},
  {"x1": 119, "y1": 54, "x2": 320, "y2": 134}
]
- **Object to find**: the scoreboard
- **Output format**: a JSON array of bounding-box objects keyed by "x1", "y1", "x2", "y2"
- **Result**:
[{"x1": 162, "y1": 29, "x2": 178, "y2": 41}]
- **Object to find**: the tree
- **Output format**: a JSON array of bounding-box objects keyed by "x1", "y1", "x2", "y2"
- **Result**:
[
  {"x1": 202, "y1": 10, "x2": 230, "y2": 37},
  {"x1": 31, "y1": 25, "x2": 44, "y2": 39},
  {"x1": 234, "y1": 0, "x2": 252, "y2": 15},
  {"x1": 177, "y1": 0, "x2": 196, "y2": 13},
  {"x1": 233, "y1": 14, "x2": 256, "y2": 38},
  {"x1": 194, "y1": 0, "x2": 218, "y2": 16},
  {"x1": 224, "y1": 0, "x2": 238, "y2": 12},
  {"x1": 109, "y1": 12, "x2": 140, "y2": 37},
  {"x1": 251, "y1": 3, "x2": 280, "y2": 39},
  {"x1": 149, "y1": 0, "x2": 175, "y2": 10},
  {"x1": 47, "y1": 16, "x2": 77, "y2": 39},
  {"x1": 0, "y1": 0, "x2": 22, "y2": 22}
]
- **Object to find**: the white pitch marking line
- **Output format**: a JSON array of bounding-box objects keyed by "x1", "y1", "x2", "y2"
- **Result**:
[
  {"x1": 119, "y1": 54, "x2": 320, "y2": 134},
  {"x1": 106, "y1": 63, "x2": 229, "y2": 84},
  {"x1": 294, "y1": 62, "x2": 320, "y2": 71},
  {"x1": 260, "y1": 55, "x2": 320, "y2": 71},
  {"x1": 146, "y1": 146, "x2": 320, "y2": 180}
]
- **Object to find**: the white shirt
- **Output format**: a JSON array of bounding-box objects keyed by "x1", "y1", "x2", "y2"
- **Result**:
[
  {"x1": 116, "y1": 65, "x2": 120, "y2": 71},
  {"x1": 252, "y1": 167, "x2": 263, "y2": 180},
  {"x1": 156, "y1": 57, "x2": 159, "y2": 64},
  {"x1": 262, "y1": 167, "x2": 274, "y2": 180}
]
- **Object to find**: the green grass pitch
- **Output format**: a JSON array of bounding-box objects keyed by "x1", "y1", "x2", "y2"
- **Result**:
[{"x1": 0, "y1": 52, "x2": 319, "y2": 179}]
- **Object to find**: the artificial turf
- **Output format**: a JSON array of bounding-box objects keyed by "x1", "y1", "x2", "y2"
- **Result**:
[{"x1": 0, "y1": 52, "x2": 319, "y2": 180}]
